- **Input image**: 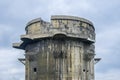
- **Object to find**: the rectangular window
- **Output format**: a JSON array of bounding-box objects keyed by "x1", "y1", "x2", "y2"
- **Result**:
[{"x1": 33, "y1": 68, "x2": 37, "y2": 72}]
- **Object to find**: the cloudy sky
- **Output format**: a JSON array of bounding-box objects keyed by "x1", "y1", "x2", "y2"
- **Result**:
[{"x1": 0, "y1": 0, "x2": 120, "y2": 80}]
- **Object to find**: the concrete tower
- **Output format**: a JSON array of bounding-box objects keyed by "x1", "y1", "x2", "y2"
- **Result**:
[{"x1": 13, "y1": 15, "x2": 100, "y2": 80}]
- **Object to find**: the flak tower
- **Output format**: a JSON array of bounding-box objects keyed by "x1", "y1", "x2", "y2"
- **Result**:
[{"x1": 13, "y1": 15, "x2": 100, "y2": 80}]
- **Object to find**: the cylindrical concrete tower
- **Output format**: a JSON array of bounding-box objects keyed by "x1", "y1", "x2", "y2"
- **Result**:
[{"x1": 13, "y1": 15, "x2": 97, "y2": 80}]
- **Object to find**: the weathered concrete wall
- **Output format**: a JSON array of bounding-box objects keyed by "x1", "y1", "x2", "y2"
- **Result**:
[
  {"x1": 25, "y1": 38, "x2": 95, "y2": 80},
  {"x1": 13, "y1": 15, "x2": 96, "y2": 80},
  {"x1": 25, "y1": 15, "x2": 95, "y2": 42}
]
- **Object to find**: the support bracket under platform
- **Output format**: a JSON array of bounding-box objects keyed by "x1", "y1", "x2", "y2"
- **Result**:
[
  {"x1": 18, "y1": 58, "x2": 26, "y2": 65},
  {"x1": 94, "y1": 58, "x2": 101, "y2": 64}
]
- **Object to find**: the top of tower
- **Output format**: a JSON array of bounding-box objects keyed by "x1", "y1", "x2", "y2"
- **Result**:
[
  {"x1": 26, "y1": 18, "x2": 42, "y2": 26},
  {"x1": 51, "y1": 15, "x2": 93, "y2": 26},
  {"x1": 13, "y1": 15, "x2": 95, "y2": 49}
]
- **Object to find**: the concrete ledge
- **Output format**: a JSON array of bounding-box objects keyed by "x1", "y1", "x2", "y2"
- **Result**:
[{"x1": 12, "y1": 42, "x2": 23, "y2": 48}]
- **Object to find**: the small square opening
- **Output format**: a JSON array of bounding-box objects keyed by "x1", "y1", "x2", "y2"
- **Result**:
[
  {"x1": 33, "y1": 68, "x2": 37, "y2": 72},
  {"x1": 83, "y1": 69, "x2": 85, "y2": 72}
]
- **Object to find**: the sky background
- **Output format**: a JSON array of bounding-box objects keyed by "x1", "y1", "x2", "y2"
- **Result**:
[{"x1": 0, "y1": 0, "x2": 120, "y2": 80}]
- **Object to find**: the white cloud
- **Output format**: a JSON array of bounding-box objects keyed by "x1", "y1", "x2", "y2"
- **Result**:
[{"x1": 0, "y1": 48, "x2": 25, "y2": 80}]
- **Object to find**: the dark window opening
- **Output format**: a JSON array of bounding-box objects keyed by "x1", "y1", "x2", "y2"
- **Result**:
[
  {"x1": 83, "y1": 69, "x2": 86, "y2": 72},
  {"x1": 33, "y1": 68, "x2": 37, "y2": 72}
]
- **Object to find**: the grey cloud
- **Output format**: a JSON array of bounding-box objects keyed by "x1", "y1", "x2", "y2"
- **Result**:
[{"x1": 95, "y1": 69, "x2": 120, "y2": 80}]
